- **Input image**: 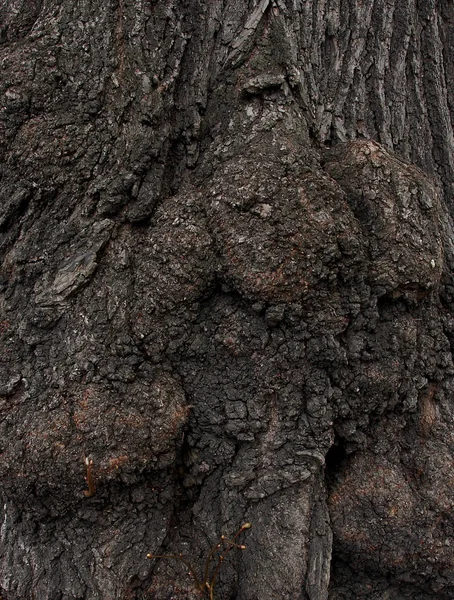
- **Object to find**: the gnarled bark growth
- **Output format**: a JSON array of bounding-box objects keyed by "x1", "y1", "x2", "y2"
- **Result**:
[{"x1": 1, "y1": 1, "x2": 454, "y2": 599}]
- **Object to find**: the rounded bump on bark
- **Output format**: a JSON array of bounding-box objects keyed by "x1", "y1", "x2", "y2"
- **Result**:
[{"x1": 324, "y1": 140, "x2": 444, "y2": 298}]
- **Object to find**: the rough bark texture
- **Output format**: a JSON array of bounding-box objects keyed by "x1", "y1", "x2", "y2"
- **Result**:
[{"x1": 1, "y1": 1, "x2": 454, "y2": 599}]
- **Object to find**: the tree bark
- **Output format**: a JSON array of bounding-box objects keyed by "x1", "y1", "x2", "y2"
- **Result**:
[{"x1": 1, "y1": 1, "x2": 454, "y2": 599}]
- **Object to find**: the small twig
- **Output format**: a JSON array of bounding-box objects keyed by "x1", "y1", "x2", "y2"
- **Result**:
[
  {"x1": 203, "y1": 541, "x2": 222, "y2": 588},
  {"x1": 83, "y1": 457, "x2": 96, "y2": 498},
  {"x1": 146, "y1": 553, "x2": 203, "y2": 590},
  {"x1": 207, "y1": 554, "x2": 224, "y2": 600},
  {"x1": 207, "y1": 530, "x2": 248, "y2": 596},
  {"x1": 147, "y1": 523, "x2": 251, "y2": 598}
]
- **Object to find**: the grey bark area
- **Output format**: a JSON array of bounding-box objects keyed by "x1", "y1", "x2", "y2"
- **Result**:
[{"x1": 1, "y1": 0, "x2": 454, "y2": 599}]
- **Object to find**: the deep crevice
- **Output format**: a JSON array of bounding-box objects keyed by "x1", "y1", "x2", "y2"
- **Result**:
[{"x1": 325, "y1": 435, "x2": 348, "y2": 488}]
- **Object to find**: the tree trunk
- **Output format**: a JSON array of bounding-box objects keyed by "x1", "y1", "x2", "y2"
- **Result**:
[{"x1": 1, "y1": 1, "x2": 454, "y2": 598}]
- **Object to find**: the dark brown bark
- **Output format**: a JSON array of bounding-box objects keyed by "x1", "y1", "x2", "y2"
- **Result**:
[{"x1": 1, "y1": 1, "x2": 454, "y2": 599}]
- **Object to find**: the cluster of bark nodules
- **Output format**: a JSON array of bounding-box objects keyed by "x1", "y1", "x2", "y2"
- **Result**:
[{"x1": 1, "y1": 0, "x2": 454, "y2": 599}]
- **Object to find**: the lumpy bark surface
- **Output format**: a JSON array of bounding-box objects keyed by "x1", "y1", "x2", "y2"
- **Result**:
[{"x1": 1, "y1": 1, "x2": 454, "y2": 599}]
